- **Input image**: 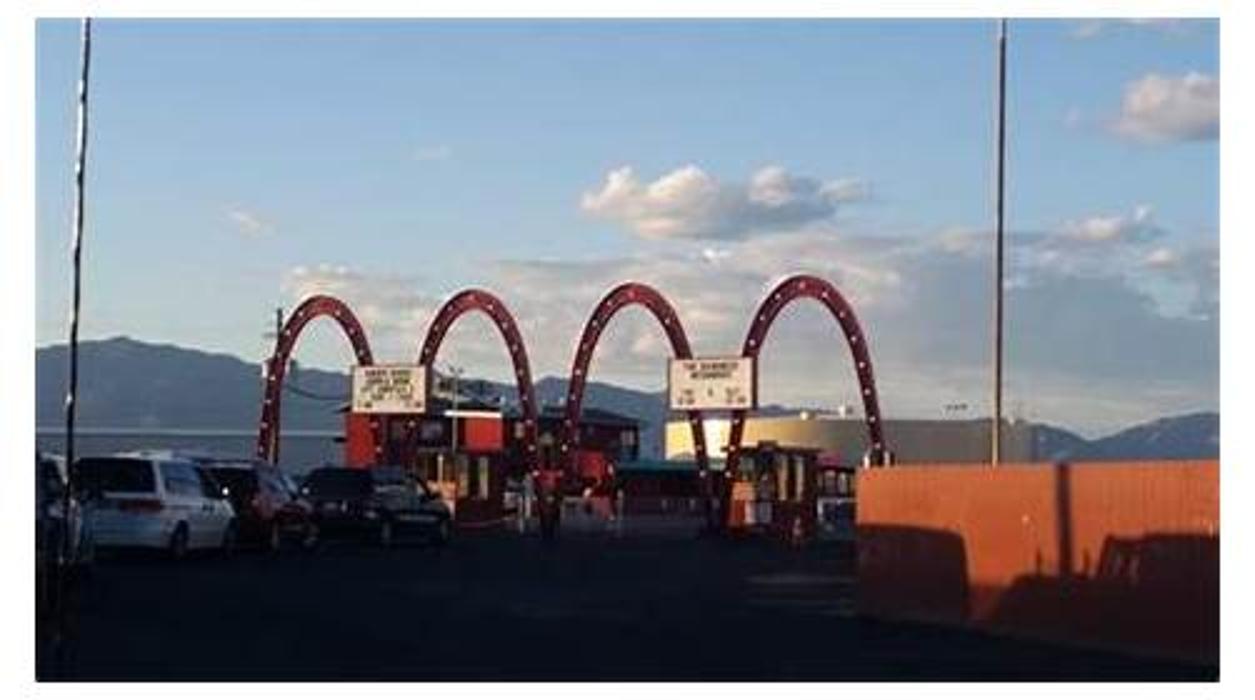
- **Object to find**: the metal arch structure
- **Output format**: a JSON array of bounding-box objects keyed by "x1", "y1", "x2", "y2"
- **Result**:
[
  {"x1": 418, "y1": 289, "x2": 540, "y2": 472},
  {"x1": 726, "y1": 274, "x2": 887, "y2": 471},
  {"x1": 561, "y1": 283, "x2": 710, "y2": 476},
  {"x1": 257, "y1": 295, "x2": 376, "y2": 464}
]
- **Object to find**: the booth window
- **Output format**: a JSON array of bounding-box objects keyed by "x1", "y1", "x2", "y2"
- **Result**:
[
  {"x1": 775, "y1": 453, "x2": 789, "y2": 502},
  {"x1": 837, "y1": 471, "x2": 854, "y2": 498},
  {"x1": 820, "y1": 470, "x2": 838, "y2": 497},
  {"x1": 455, "y1": 454, "x2": 470, "y2": 498},
  {"x1": 476, "y1": 456, "x2": 490, "y2": 500}
]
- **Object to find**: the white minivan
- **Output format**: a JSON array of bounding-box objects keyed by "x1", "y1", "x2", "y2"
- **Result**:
[{"x1": 77, "y1": 454, "x2": 237, "y2": 559}]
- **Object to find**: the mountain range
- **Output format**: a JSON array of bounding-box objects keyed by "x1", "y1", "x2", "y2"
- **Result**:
[{"x1": 35, "y1": 337, "x2": 1219, "y2": 461}]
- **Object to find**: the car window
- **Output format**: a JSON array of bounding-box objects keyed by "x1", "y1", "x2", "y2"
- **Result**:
[
  {"x1": 257, "y1": 469, "x2": 288, "y2": 500},
  {"x1": 195, "y1": 468, "x2": 224, "y2": 499},
  {"x1": 160, "y1": 462, "x2": 202, "y2": 497},
  {"x1": 413, "y1": 478, "x2": 432, "y2": 498},
  {"x1": 305, "y1": 469, "x2": 371, "y2": 498},
  {"x1": 76, "y1": 457, "x2": 157, "y2": 494},
  {"x1": 371, "y1": 466, "x2": 407, "y2": 485},
  {"x1": 279, "y1": 472, "x2": 301, "y2": 496},
  {"x1": 209, "y1": 468, "x2": 257, "y2": 498}
]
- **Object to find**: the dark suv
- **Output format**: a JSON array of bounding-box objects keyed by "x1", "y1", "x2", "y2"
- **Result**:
[
  {"x1": 199, "y1": 458, "x2": 317, "y2": 551},
  {"x1": 302, "y1": 466, "x2": 451, "y2": 547}
]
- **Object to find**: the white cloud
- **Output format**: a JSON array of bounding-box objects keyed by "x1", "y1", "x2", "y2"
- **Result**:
[
  {"x1": 1005, "y1": 206, "x2": 1174, "y2": 287},
  {"x1": 581, "y1": 164, "x2": 867, "y2": 240},
  {"x1": 1139, "y1": 245, "x2": 1219, "y2": 319},
  {"x1": 226, "y1": 208, "x2": 273, "y2": 236},
  {"x1": 1112, "y1": 72, "x2": 1219, "y2": 143},
  {"x1": 280, "y1": 220, "x2": 1216, "y2": 434},
  {"x1": 282, "y1": 265, "x2": 439, "y2": 360},
  {"x1": 1143, "y1": 247, "x2": 1180, "y2": 268},
  {"x1": 1059, "y1": 205, "x2": 1164, "y2": 244},
  {"x1": 1070, "y1": 19, "x2": 1191, "y2": 40}
]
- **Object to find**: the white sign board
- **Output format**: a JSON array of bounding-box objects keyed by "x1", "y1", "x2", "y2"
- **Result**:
[
  {"x1": 351, "y1": 364, "x2": 429, "y2": 414},
  {"x1": 668, "y1": 356, "x2": 756, "y2": 411}
]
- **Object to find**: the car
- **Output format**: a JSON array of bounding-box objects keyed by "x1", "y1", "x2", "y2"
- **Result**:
[
  {"x1": 198, "y1": 458, "x2": 317, "y2": 551},
  {"x1": 301, "y1": 466, "x2": 452, "y2": 547},
  {"x1": 36, "y1": 452, "x2": 95, "y2": 613},
  {"x1": 75, "y1": 453, "x2": 238, "y2": 559}
]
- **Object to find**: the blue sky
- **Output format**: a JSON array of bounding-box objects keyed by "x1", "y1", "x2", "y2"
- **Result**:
[{"x1": 36, "y1": 18, "x2": 1219, "y2": 435}]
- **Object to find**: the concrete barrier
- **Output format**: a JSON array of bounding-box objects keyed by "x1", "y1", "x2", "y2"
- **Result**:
[{"x1": 856, "y1": 461, "x2": 1218, "y2": 665}]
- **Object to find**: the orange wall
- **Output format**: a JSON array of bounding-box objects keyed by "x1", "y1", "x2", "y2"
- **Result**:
[
  {"x1": 343, "y1": 413, "x2": 375, "y2": 468},
  {"x1": 856, "y1": 461, "x2": 1218, "y2": 664},
  {"x1": 462, "y1": 416, "x2": 504, "y2": 452}
]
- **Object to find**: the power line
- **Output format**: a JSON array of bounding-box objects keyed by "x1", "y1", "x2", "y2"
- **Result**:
[{"x1": 282, "y1": 382, "x2": 348, "y2": 402}]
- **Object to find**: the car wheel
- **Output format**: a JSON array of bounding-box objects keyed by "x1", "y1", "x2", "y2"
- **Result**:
[
  {"x1": 220, "y1": 520, "x2": 238, "y2": 557},
  {"x1": 266, "y1": 522, "x2": 282, "y2": 553},
  {"x1": 168, "y1": 524, "x2": 189, "y2": 561},
  {"x1": 378, "y1": 520, "x2": 394, "y2": 549}
]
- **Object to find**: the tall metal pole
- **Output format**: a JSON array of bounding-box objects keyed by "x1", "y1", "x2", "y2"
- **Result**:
[
  {"x1": 63, "y1": 17, "x2": 93, "y2": 547},
  {"x1": 991, "y1": 18, "x2": 1008, "y2": 465},
  {"x1": 50, "y1": 20, "x2": 93, "y2": 673}
]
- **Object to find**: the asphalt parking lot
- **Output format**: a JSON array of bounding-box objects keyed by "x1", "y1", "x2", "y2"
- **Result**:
[{"x1": 40, "y1": 531, "x2": 1216, "y2": 681}]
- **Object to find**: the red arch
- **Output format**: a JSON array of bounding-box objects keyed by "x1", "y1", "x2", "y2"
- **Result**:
[
  {"x1": 726, "y1": 274, "x2": 886, "y2": 470},
  {"x1": 257, "y1": 295, "x2": 376, "y2": 464},
  {"x1": 418, "y1": 289, "x2": 539, "y2": 471},
  {"x1": 561, "y1": 283, "x2": 709, "y2": 476}
]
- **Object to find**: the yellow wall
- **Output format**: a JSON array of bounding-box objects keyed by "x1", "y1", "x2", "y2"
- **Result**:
[{"x1": 665, "y1": 414, "x2": 1036, "y2": 465}]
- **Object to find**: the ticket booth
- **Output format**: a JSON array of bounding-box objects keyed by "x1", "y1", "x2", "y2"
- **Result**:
[
  {"x1": 343, "y1": 408, "x2": 511, "y2": 526},
  {"x1": 414, "y1": 410, "x2": 508, "y2": 525},
  {"x1": 726, "y1": 441, "x2": 818, "y2": 541},
  {"x1": 415, "y1": 449, "x2": 505, "y2": 524},
  {"x1": 815, "y1": 452, "x2": 857, "y2": 541}
]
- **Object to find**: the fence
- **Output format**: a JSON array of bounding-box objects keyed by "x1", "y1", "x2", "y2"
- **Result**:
[{"x1": 856, "y1": 460, "x2": 1219, "y2": 664}]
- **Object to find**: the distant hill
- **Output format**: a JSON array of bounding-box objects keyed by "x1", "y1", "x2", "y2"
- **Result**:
[
  {"x1": 36, "y1": 337, "x2": 1218, "y2": 461},
  {"x1": 1031, "y1": 424, "x2": 1095, "y2": 462},
  {"x1": 35, "y1": 337, "x2": 349, "y2": 432},
  {"x1": 1086, "y1": 412, "x2": 1219, "y2": 461}
]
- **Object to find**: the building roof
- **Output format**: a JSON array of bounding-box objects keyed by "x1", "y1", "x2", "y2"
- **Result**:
[
  {"x1": 616, "y1": 458, "x2": 702, "y2": 473},
  {"x1": 541, "y1": 405, "x2": 641, "y2": 428},
  {"x1": 499, "y1": 404, "x2": 641, "y2": 428},
  {"x1": 338, "y1": 396, "x2": 641, "y2": 428}
]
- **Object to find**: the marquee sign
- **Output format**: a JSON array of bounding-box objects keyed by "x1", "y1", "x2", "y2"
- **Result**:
[
  {"x1": 668, "y1": 356, "x2": 757, "y2": 411},
  {"x1": 351, "y1": 364, "x2": 429, "y2": 414}
]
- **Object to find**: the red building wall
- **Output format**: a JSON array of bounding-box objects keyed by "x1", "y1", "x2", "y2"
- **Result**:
[
  {"x1": 344, "y1": 412, "x2": 375, "y2": 468},
  {"x1": 461, "y1": 416, "x2": 503, "y2": 452}
]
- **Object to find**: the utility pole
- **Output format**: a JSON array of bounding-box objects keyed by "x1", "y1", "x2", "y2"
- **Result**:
[
  {"x1": 991, "y1": 18, "x2": 1008, "y2": 466},
  {"x1": 53, "y1": 18, "x2": 92, "y2": 675},
  {"x1": 62, "y1": 16, "x2": 93, "y2": 561}
]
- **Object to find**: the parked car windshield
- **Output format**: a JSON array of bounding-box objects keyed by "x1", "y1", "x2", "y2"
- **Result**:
[
  {"x1": 304, "y1": 469, "x2": 372, "y2": 497},
  {"x1": 208, "y1": 468, "x2": 258, "y2": 497},
  {"x1": 74, "y1": 457, "x2": 156, "y2": 494}
]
